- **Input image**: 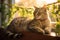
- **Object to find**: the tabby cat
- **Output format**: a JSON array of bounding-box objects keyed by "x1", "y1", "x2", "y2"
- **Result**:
[
  {"x1": 27, "y1": 6, "x2": 52, "y2": 34},
  {"x1": 5, "y1": 5, "x2": 52, "y2": 36}
]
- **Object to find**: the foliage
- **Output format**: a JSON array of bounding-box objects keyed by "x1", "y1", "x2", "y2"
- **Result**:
[
  {"x1": 47, "y1": 1, "x2": 60, "y2": 36},
  {"x1": 58, "y1": 0, "x2": 60, "y2": 2},
  {"x1": 10, "y1": 4, "x2": 34, "y2": 23},
  {"x1": 1, "y1": 3, "x2": 10, "y2": 28},
  {"x1": 1, "y1": 4, "x2": 34, "y2": 28}
]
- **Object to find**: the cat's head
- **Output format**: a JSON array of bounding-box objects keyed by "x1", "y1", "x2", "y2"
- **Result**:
[{"x1": 33, "y1": 6, "x2": 48, "y2": 20}]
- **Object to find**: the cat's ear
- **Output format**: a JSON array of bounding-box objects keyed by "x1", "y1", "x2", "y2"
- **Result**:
[
  {"x1": 34, "y1": 6, "x2": 39, "y2": 9},
  {"x1": 42, "y1": 5, "x2": 47, "y2": 9},
  {"x1": 33, "y1": 6, "x2": 39, "y2": 15}
]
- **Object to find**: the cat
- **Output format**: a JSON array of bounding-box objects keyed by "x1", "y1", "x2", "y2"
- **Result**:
[
  {"x1": 5, "y1": 5, "x2": 52, "y2": 35},
  {"x1": 27, "y1": 6, "x2": 52, "y2": 35}
]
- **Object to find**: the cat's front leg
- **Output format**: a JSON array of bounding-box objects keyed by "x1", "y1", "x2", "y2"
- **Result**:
[
  {"x1": 45, "y1": 26, "x2": 52, "y2": 34},
  {"x1": 35, "y1": 27, "x2": 45, "y2": 34},
  {"x1": 28, "y1": 26, "x2": 45, "y2": 34}
]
